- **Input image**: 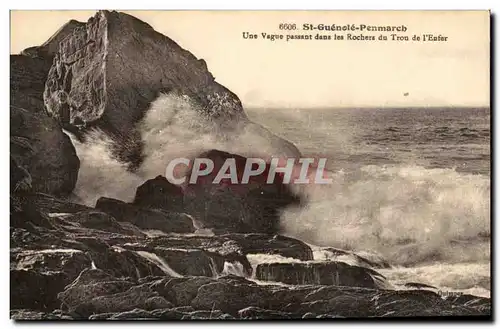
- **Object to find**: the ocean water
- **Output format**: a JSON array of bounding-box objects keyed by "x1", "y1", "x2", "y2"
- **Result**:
[
  {"x1": 247, "y1": 107, "x2": 490, "y2": 175},
  {"x1": 247, "y1": 107, "x2": 491, "y2": 297}
]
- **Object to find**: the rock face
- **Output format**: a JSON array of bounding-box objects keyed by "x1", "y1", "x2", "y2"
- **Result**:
[
  {"x1": 10, "y1": 106, "x2": 80, "y2": 196},
  {"x1": 10, "y1": 10, "x2": 491, "y2": 320},
  {"x1": 11, "y1": 249, "x2": 92, "y2": 311},
  {"x1": 21, "y1": 20, "x2": 85, "y2": 59},
  {"x1": 95, "y1": 197, "x2": 195, "y2": 233},
  {"x1": 9, "y1": 194, "x2": 491, "y2": 319},
  {"x1": 184, "y1": 149, "x2": 302, "y2": 234},
  {"x1": 11, "y1": 55, "x2": 53, "y2": 113},
  {"x1": 145, "y1": 233, "x2": 313, "y2": 262},
  {"x1": 43, "y1": 10, "x2": 247, "y2": 166},
  {"x1": 255, "y1": 262, "x2": 386, "y2": 288}
]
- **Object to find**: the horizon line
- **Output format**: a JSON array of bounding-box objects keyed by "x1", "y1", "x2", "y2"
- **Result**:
[{"x1": 243, "y1": 105, "x2": 491, "y2": 110}]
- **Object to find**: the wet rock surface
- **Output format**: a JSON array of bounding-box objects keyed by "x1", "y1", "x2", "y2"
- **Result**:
[{"x1": 11, "y1": 191, "x2": 491, "y2": 320}]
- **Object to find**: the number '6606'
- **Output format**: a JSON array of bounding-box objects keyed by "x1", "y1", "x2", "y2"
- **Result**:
[{"x1": 279, "y1": 23, "x2": 297, "y2": 30}]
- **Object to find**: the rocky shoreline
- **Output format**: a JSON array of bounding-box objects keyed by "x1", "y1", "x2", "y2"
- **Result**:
[
  {"x1": 10, "y1": 11, "x2": 491, "y2": 320},
  {"x1": 9, "y1": 191, "x2": 491, "y2": 320}
]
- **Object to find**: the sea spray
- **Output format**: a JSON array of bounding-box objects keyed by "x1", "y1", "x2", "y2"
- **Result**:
[
  {"x1": 69, "y1": 93, "x2": 301, "y2": 206},
  {"x1": 281, "y1": 164, "x2": 490, "y2": 266},
  {"x1": 68, "y1": 129, "x2": 144, "y2": 205},
  {"x1": 135, "y1": 250, "x2": 183, "y2": 278}
]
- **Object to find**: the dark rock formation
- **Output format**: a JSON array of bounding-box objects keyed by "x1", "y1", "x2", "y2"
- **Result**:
[
  {"x1": 58, "y1": 269, "x2": 135, "y2": 315},
  {"x1": 11, "y1": 269, "x2": 69, "y2": 312},
  {"x1": 133, "y1": 175, "x2": 184, "y2": 212},
  {"x1": 226, "y1": 234, "x2": 313, "y2": 261},
  {"x1": 11, "y1": 309, "x2": 73, "y2": 320},
  {"x1": 10, "y1": 10, "x2": 491, "y2": 320},
  {"x1": 320, "y1": 247, "x2": 392, "y2": 269},
  {"x1": 181, "y1": 310, "x2": 234, "y2": 320},
  {"x1": 160, "y1": 277, "x2": 217, "y2": 306},
  {"x1": 11, "y1": 106, "x2": 80, "y2": 196},
  {"x1": 95, "y1": 197, "x2": 194, "y2": 233},
  {"x1": 191, "y1": 277, "x2": 272, "y2": 316},
  {"x1": 145, "y1": 233, "x2": 313, "y2": 261},
  {"x1": 11, "y1": 249, "x2": 91, "y2": 311},
  {"x1": 43, "y1": 10, "x2": 246, "y2": 167},
  {"x1": 64, "y1": 211, "x2": 145, "y2": 236},
  {"x1": 238, "y1": 306, "x2": 299, "y2": 319},
  {"x1": 255, "y1": 261, "x2": 386, "y2": 289},
  {"x1": 71, "y1": 284, "x2": 172, "y2": 319},
  {"x1": 107, "y1": 308, "x2": 158, "y2": 320},
  {"x1": 183, "y1": 149, "x2": 302, "y2": 234},
  {"x1": 10, "y1": 185, "x2": 490, "y2": 320},
  {"x1": 86, "y1": 245, "x2": 176, "y2": 280}
]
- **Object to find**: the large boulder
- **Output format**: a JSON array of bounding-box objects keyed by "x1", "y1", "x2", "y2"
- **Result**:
[
  {"x1": 42, "y1": 10, "x2": 246, "y2": 167},
  {"x1": 95, "y1": 197, "x2": 194, "y2": 233},
  {"x1": 133, "y1": 175, "x2": 184, "y2": 212},
  {"x1": 10, "y1": 106, "x2": 80, "y2": 196},
  {"x1": 183, "y1": 149, "x2": 302, "y2": 234},
  {"x1": 255, "y1": 261, "x2": 386, "y2": 289}
]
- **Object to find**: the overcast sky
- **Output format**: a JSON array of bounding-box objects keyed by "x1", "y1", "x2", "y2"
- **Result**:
[{"x1": 10, "y1": 10, "x2": 490, "y2": 108}]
